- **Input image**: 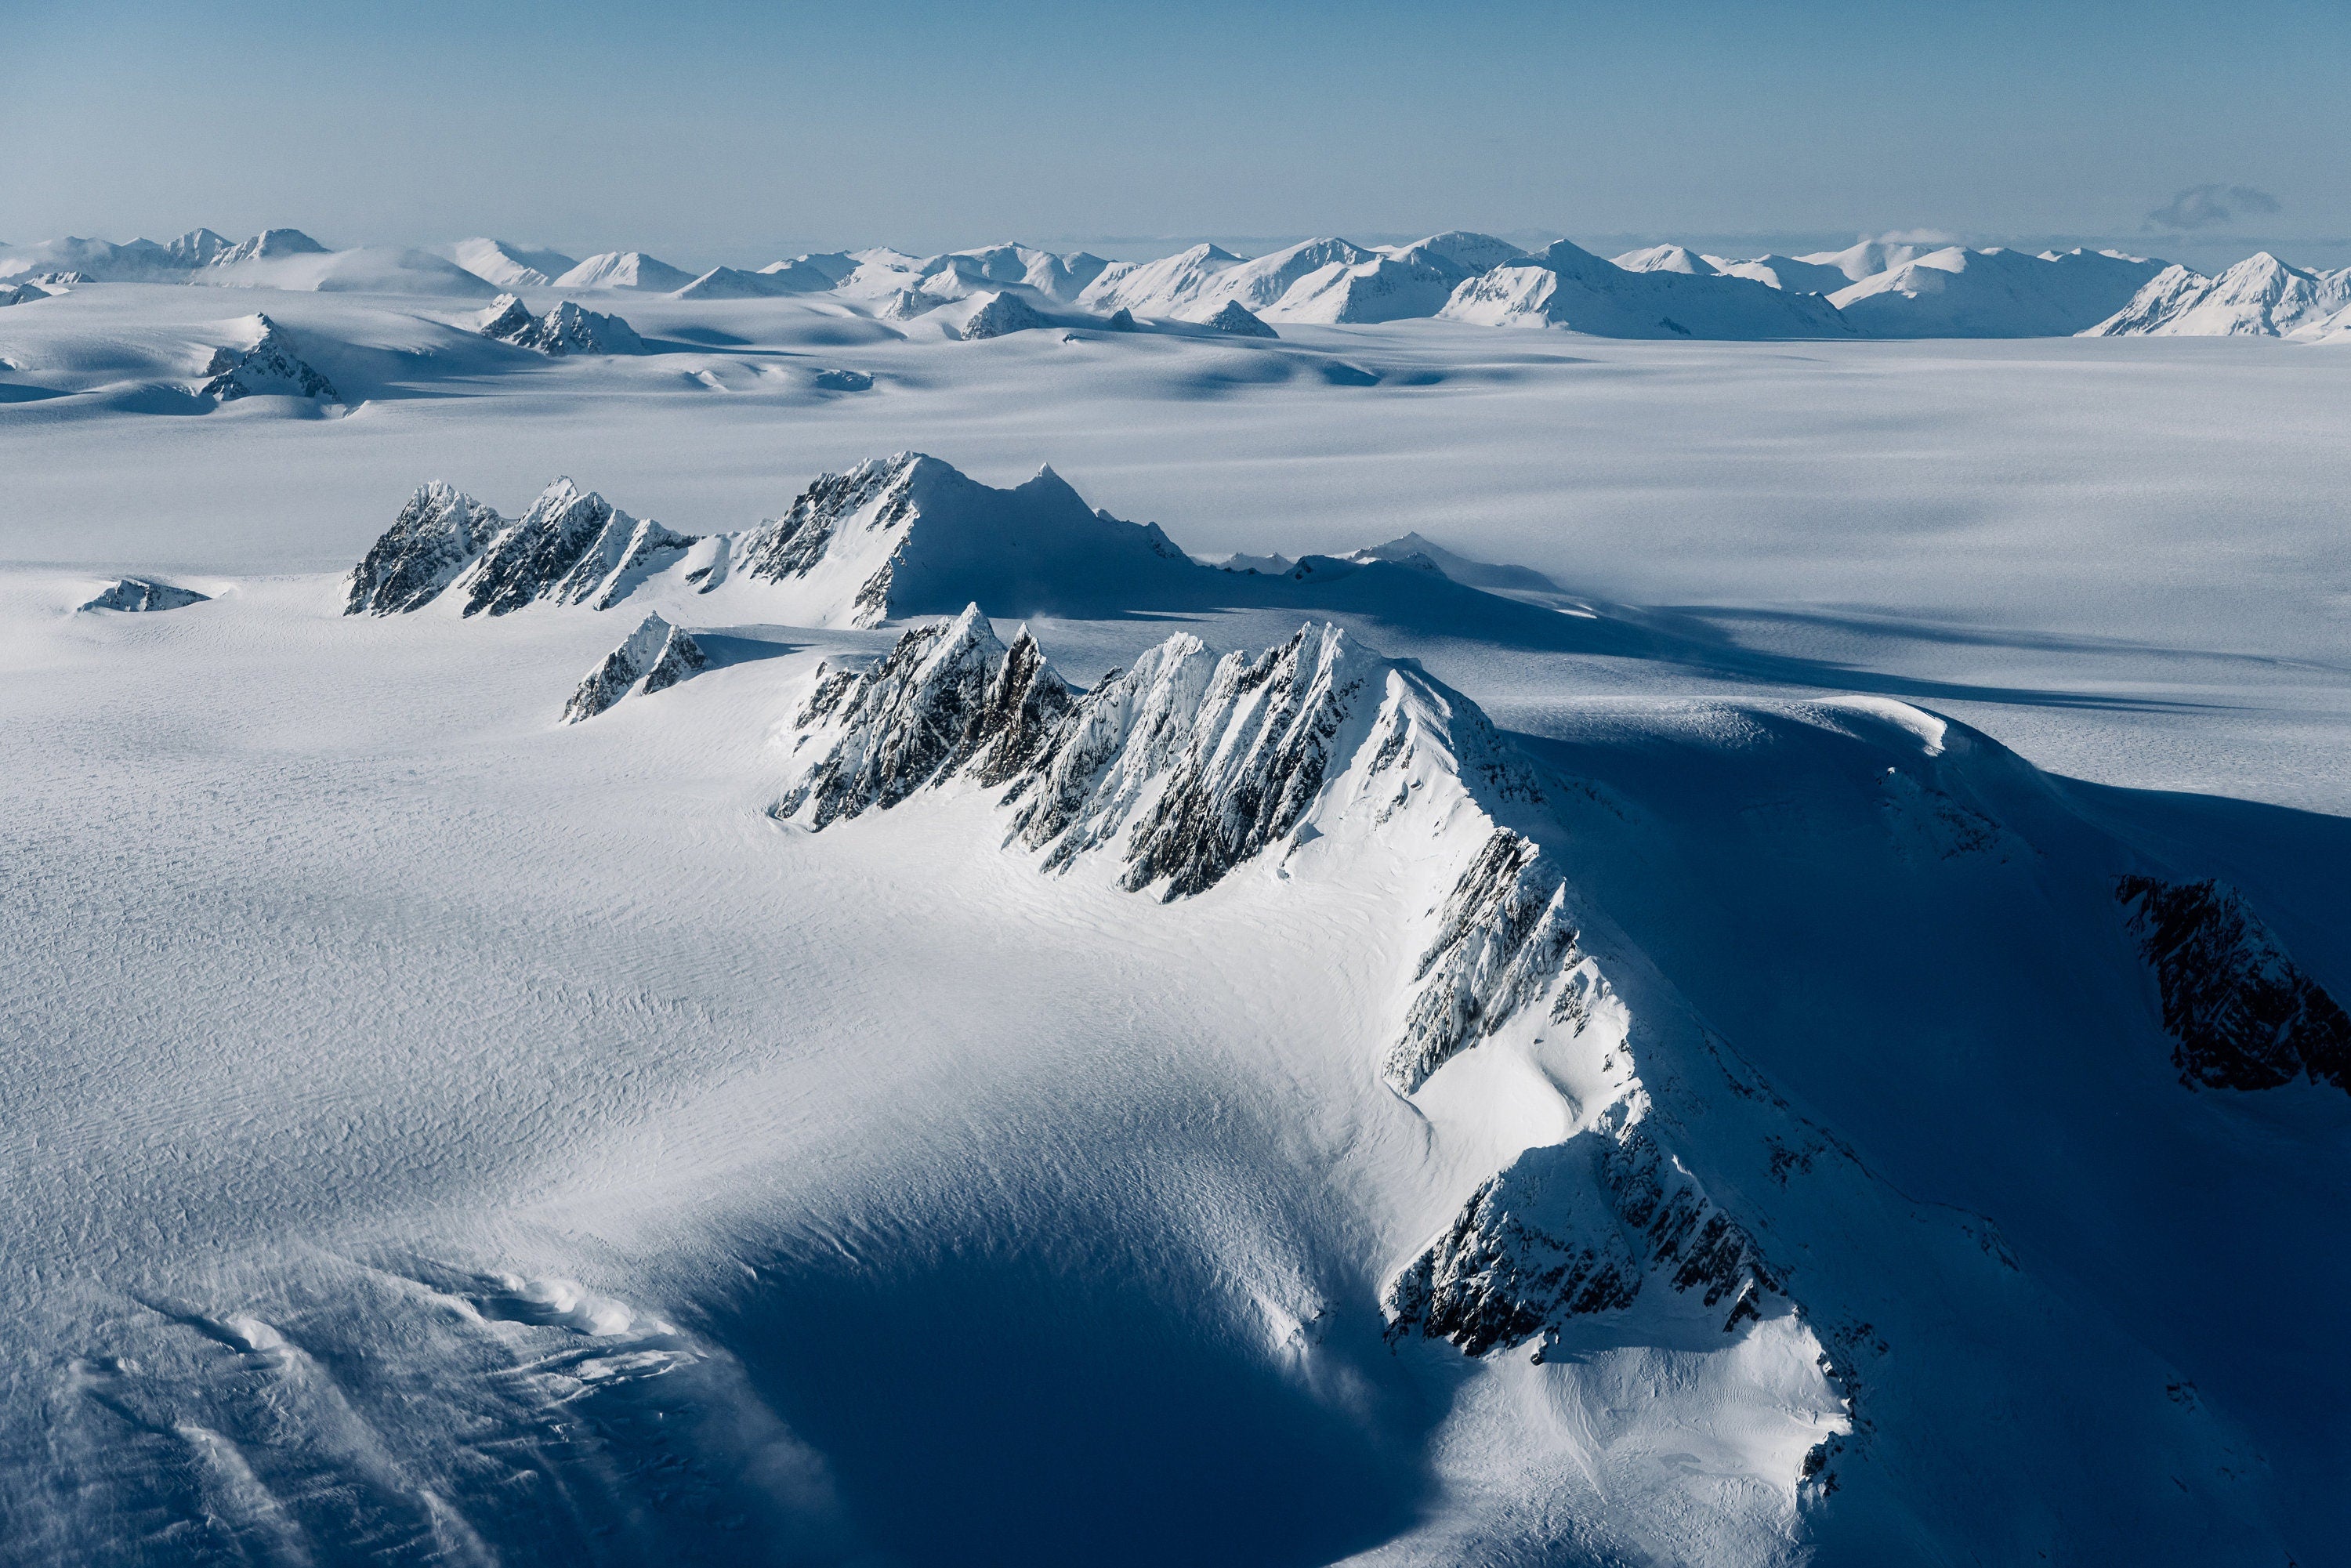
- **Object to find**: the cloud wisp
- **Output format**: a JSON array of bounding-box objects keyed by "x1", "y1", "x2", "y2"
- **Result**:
[{"x1": 2146, "y1": 184, "x2": 2282, "y2": 230}]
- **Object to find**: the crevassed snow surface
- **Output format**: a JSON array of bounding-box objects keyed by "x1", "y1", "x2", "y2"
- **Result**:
[{"x1": 2, "y1": 269, "x2": 2349, "y2": 1567}]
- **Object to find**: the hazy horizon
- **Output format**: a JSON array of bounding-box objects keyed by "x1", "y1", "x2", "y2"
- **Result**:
[{"x1": 5, "y1": 0, "x2": 2346, "y2": 271}]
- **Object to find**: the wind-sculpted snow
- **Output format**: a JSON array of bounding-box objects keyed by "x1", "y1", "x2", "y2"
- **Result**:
[
  {"x1": 2117, "y1": 875, "x2": 2351, "y2": 1092},
  {"x1": 194, "y1": 314, "x2": 339, "y2": 404},
  {"x1": 477, "y1": 294, "x2": 644, "y2": 355},
  {"x1": 562, "y1": 612, "x2": 706, "y2": 722},
  {"x1": 1383, "y1": 1124, "x2": 1783, "y2": 1355},
  {"x1": 78, "y1": 577, "x2": 208, "y2": 613}
]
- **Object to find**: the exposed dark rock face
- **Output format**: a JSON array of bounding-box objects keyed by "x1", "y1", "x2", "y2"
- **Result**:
[
  {"x1": 1387, "y1": 830, "x2": 1581, "y2": 1093},
  {"x1": 960, "y1": 292, "x2": 1050, "y2": 339},
  {"x1": 1204, "y1": 300, "x2": 1277, "y2": 338},
  {"x1": 345, "y1": 478, "x2": 697, "y2": 618},
  {"x1": 810, "y1": 368, "x2": 872, "y2": 391},
  {"x1": 2117, "y1": 875, "x2": 2351, "y2": 1093},
  {"x1": 1003, "y1": 635, "x2": 1220, "y2": 871},
  {"x1": 1384, "y1": 1126, "x2": 1783, "y2": 1356},
  {"x1": 1385, "y1": 1136, "x2": 1641, "y2": 1356},
  {"x1": 775, "y1": 606, "x2": 1072, "y2": 828},
  {"x1": 1118, "y1": 625, "x2": 1369, "y2": 900},
  {"x1": 479, "y1": 295, "x2": 644, "y2": 356},
  {"x1": 546, "y1": 512, "x2": 699, "y2": 611},
  {"x1": 345, "y1": 483, "x2": 504, "y2": 614},
  {"x1": 195, "y1": 315, "x2": 338, "y2": 403},
  {"x1": 78, "y1": 578, "x2": 209, "y2": 613},
  {"x1": 1105, "y1": 307, "x2": 1139, "y2": 331},
  {"x1": 1, "y1": 283, "x2": 51, "y2": 307},
  {"x1": 562, "y1": 613, "x2": 705, "y2": 723},
  {"x1": 462, "y1": 480, "x2": 622, "y2": 617},
  {"x1": 738, "y1": 454, "x2": 923, "y2": 588}
]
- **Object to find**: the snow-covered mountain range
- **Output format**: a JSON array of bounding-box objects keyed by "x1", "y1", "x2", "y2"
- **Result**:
[
  {"x1": 322, "y1": 452, "x2": 2349, "y2": 1559},
  {"x1": 9, "y1": 387, "x2": 2350, "y2": 1566},
  {"x1": 9, "y1": 224, "x2": 2346, "y2": 341}
]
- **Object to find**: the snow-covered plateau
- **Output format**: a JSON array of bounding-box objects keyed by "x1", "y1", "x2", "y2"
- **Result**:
[{"x1": 2, "y1": 234, "x2": 2349, "y2": 1568}]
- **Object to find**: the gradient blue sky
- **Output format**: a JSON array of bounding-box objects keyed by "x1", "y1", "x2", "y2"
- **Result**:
[{"x1": 4, "y1": 0, "x2": 2344, "y2": 266}]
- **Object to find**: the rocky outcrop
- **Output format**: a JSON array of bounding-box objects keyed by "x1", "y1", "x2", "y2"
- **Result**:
[
  {"x1": 343, "y1": 479, "x2": 696, "y2": 617},
  {"x1": 468, "y1": 482, "x2": 699, "y2": 617},
  {"x1": 562, "y1": 613, "x2": 706, "y2": 722},
  {"x1": 959, "y1": 291, "x2": 1050, "y2": 339},
  {"x1": 2117, "y1": 875, "x2": 2351, "y2": 1093},
  {"x1": 478, "y1": 295, "x2": 644, "y2": 356},
  {"x1": 1386, "y1": 1126, "x2": 1784, "y2": 1355},
  {"x1": 78, "y1": 578, "x2": 209, "y2": 613},
  {"x1": 1387, "y1": 829, "x2": 1580, "y2": 1093},
  {"x1": 1204, "y1": 300, "x2": 1277, "y2": 338},
  {"x1": 345, "y1": 483, "x2": 504, "y2": 614},
  {"x1": 195, "y1": 315, "x2": 338, "y2": 403},
  {"x1": 731, "y1": 452, "x2": 1196, "y2": 628},
  {"x1": 776, "y1": 606, "x2": 1072, "y2": 827},
  {"x1": 1, "y1": 283, "x2": 51, "y2": 306},
  {"x1": 1116, "y1": 625, "x2": 1375, "y2": 899},
  {"x1": 737, "y1": 455, "x2": 919, "y2": 592}
]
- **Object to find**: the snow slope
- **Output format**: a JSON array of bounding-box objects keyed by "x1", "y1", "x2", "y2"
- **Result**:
[
  {"x1": 195, "y1": 244, "x2": 504, "y2": 298},
  {"x1": 1830, "y1": 247, "x2": 2167, "y2": 337},
  {"x1": 5, "y1": 541, "x2": 2340, "y2": 1563},
  {"x1": 1797, "y1": 238, "x2": 1932, "y2": 282},
  {"x1": 2088, "y1": 253, "x2": 2351, "y2": 337},
  {"x1": 440, "y1": 237, "x2": 581, "y2": 289},
  {"x1": 1441, "y1": 239, "x2": 1853, "y2": 338},
  {"x1": 1708, "y1": 254, "x2": 1859, "y2": 294},
  {"x1": 552, "y1": 251, "x2": 699, "y2": 292}
]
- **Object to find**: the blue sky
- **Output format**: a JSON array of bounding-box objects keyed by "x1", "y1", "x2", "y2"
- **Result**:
[{"x1": 3, "y1": 0, "x2": 2344, "y2": 265}]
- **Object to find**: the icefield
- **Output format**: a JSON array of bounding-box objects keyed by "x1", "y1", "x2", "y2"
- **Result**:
[{"x1": 3, "y1": 228, "x2": 2349, "y2": 1568}]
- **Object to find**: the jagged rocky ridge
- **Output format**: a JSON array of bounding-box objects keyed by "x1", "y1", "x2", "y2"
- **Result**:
[
  {"x1": 2117, "y1": 874, "x2": 2350, "y2": 1092},
  {"x1": 477, "y1": 294, "x2": 644, "y2": 355},
  {"x1": 562, "y1": 613, "x2": 706, "y2": 722},
  {"x1": 195, "y1": 314, "x2": 338, "y2": 403},
  {"x1": 78, "y1": 577, "x2": 209, "y2": 613},
  {"x1": 344, "y1": 453, "x2": 1201, "y2": 628},
  {"x1": 345, "y1": 480, "x2": 697, "y2": 617},
  {"x1": 776, "y1": 607, "x2": 1802, "y2": 1362}
]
